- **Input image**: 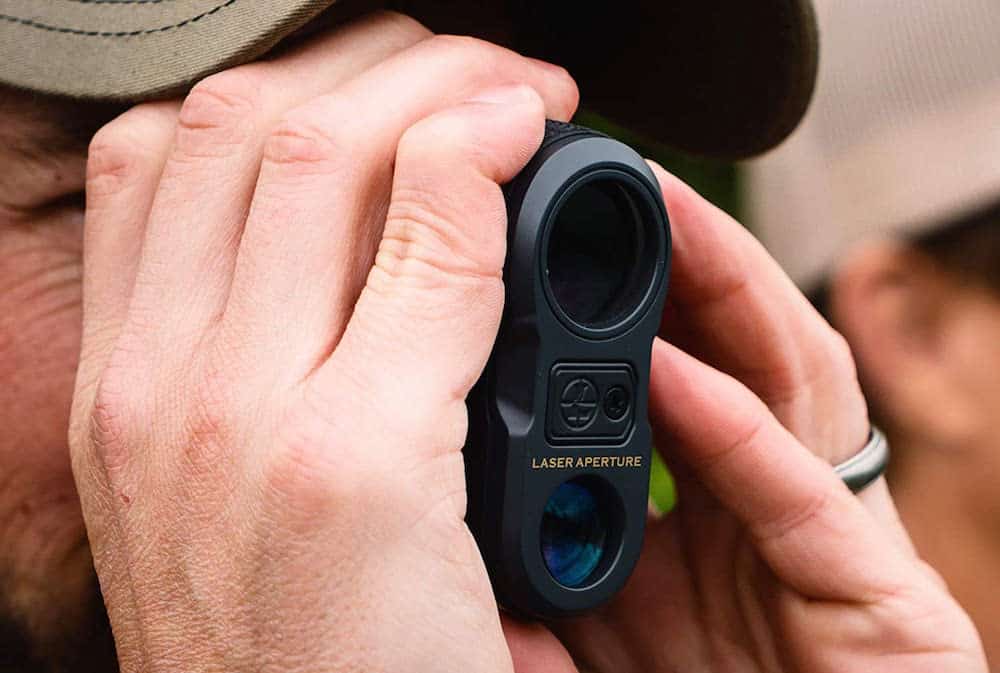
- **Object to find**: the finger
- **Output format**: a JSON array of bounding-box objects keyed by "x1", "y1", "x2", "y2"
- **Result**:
[
  {"x1": 221, "y1": 36, "x2": 578, "y2": 377},
  {"x1": 649, "y1": 163, "x2": 869, "y2": 461},
  {"x1": 124, "y1": 12, "x2": 431, "y2": 350},
  {"x1": 306, "y1": 85, "x2": 545, "y2": 460},
  {"x1": 502, "y1": 616, "x2": 580, "y2": 673},
  {"x1": 76, "y1": 100, "x2": 181, "y2": 403},
  {"x1": 648, "y1": 338, "x2": 916, "y2": 602}
]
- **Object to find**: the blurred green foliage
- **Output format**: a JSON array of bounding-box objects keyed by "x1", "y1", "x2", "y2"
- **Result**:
[
  {"x1": 574, "y1": 110, "x2": 742, "y2": 219},
  {"x1": 575, "y1": 110, "x2": 742, "y2": 514},
  {"x1": 649, "y1": 450, "x2": 677, "y2": 513}
]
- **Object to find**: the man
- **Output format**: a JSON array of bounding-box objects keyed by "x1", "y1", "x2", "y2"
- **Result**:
[
  {"x1": 745, "y1": 0, "x2": 1000, "y2": 668},
  {"x1": 0, "y1": 1, "x2": 988, "y2": 671}
]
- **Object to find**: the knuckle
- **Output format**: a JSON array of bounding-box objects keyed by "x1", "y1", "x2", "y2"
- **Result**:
[
  {"x1": 428, "y1": 32, "x2": 479, "y2": 51},
  {"x1": 368, "y1": 10, "x2": 433, "y2": 44},
  {"x1": 384, "y1": 122, "x2": 508, "y2": 283},
  {"x1": 179, "y1": 380, "x2": 238, "y2": 478},
  {"x1": 543, "y1": 61, "x2": 576, "y2": 91},
  {"x1": 425, "y1": 34, "x2": 578, "y2": 119},
  {"x1": 547, "y1": 63, "x2": 580, "y2": 118},
  {"x1": 699, "y1": 402, "x2": 771, "y2": 473},
  {"x1": 772, "y1": 325, "x2": 861, "y2": 406},
  {"x1": 262, "y1": 107, "x2": 356, "y2": 175},
  {"x1": 757, "y1": 326, "x2": 861, "y2": 409},
  {"x1": 427, "y1": 33, "x2": 501, "y2": 70},
  {"x1": 86, "y1": 108, "x2": 163, "y2": 198},
  {"x1": 86, "y1": 130, "x2": 136, "y2": 199},
  {"x1": 379, "y1": 183, "x2": 507, "y2": 287},
  {"x1": 262, "y1": 439, "x2": 347, "y2": 519},
  {"x1": 82, "y1": 374, "x2": 138, "y2": 482},
  {"x1": 915, "y1": 560, "x2": 950, "y2": 590},
  {"x1": 395, "y1": 110, "x2": 485, "y2": 162},
  {"x1": 396, "y1": 114, "x2": 437, "y2": 151},
  {"x1": 825, "y1": 327, "x2": 858, "y2": 374},
  {"x1": 78, "y1": 339, "x2": 161, "y2": 479},
  {"x1": 175, "y1": 71, "x2": 262, "y2": 156},
  {"x1": 754, "y1": 483, "x2": 839, "y2": 543},
  {"x1": 264, "y1": 393, "x2": 381, "y2": 520},
  {"x1": 394, "y1": 117, "x2": 451, "y2": 166},
  {"x1": 264, "y1": 437, "x2": 376, "y2": 529}
]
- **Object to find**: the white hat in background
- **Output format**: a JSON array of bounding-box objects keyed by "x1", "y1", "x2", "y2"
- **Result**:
[{"x1": 744, "y1": 0, "x2": 1000, "y2": 289}]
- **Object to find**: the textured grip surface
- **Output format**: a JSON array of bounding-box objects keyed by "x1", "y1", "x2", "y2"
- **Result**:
[
  {"x1": 502, "y1": 121, "x2": 610, "y2": 227},
  {"x1": 540, "y1": 119, "x2": 608, "y2": 153}
]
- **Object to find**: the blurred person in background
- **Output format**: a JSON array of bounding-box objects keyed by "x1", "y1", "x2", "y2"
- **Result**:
[{"x1": 747, "y1": 0, "x2": 1000, "y2": 667}]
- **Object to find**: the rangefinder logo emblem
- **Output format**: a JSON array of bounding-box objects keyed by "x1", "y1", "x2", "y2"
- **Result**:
[
  {"x1": 559, "y1": 378, "x2": 598, "y2": 429},
  {"x1": 531, "y1": 455, "x2": 644, "y2": 470}
]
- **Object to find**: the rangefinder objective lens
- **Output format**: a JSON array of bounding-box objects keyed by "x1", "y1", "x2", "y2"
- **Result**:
[{"x1": 540, "y1": 478, "x2": 609, "y2": 587}]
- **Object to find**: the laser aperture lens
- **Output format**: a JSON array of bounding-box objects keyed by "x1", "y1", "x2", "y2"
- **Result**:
[
  {"x1": 546, "y1": 178, "x2": 658, "y2": 332},
  {"x1": 541, "y1": 478, "x2": 610, "y2": 588}
]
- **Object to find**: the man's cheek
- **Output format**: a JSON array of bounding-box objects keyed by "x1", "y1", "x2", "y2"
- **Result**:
[
  {"x1": 0, "y1": 245, "x2": 83, "y2": 473},
  {"x1": 0, "y1": 220, "x2": 94, "y2": 652},
  {"x1": 0, "y1": 218, "x2": 85, "y2": 513}
]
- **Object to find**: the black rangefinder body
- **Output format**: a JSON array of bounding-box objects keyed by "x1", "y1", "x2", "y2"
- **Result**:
[{"x1": 465, "y1": 121, "x2": 671, "y2": 618}]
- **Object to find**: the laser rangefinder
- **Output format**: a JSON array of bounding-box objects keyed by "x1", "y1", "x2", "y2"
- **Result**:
[{"x1": 465, "y1": 121, "x2": 671, "y2": 618}]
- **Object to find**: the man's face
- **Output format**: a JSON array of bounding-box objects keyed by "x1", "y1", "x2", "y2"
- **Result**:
[
  {"x1": 829, "y1": 234, "x2": 1000, "y2": 509},
  {"x1": 0, "y1": 214, "x2": 83, "y2": 555},
  {"x1": 943, "y1": 283, "x2": 1000, "y2": 515},
  {"x1": 0, "y1": 90, "x2": 125, "y2": 668}
]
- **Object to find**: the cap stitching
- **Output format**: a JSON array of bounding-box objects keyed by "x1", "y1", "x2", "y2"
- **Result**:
[
  {"x1": 0, "y1": 0, "x2": 236, "y2": 37},
  {"x1": 60, "y1": 1, "x2": 181, "y2": 4}
]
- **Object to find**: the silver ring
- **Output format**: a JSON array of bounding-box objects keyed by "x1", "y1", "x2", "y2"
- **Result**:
[{"x1": 834, "y1": 427, "x2": 890, "y2": 493}]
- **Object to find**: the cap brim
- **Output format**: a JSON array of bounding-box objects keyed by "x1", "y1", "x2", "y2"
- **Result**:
[
  {"x1": 0, "y1": 0, "x2": 817, "y2": 158},
  {"x1": 515, "y1": 1, "x2": 820, "y2": 158},
  {"x1": 0, "y1": 0, "x2": 335, "y2": 100}
]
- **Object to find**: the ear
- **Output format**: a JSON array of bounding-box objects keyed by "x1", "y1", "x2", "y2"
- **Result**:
[{"x1": 828, "y1": 240, "x2": 980, "y2": 447}]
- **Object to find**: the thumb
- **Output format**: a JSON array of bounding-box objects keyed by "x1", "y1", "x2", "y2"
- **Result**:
[{"x1": 309, "y1": 84, "x2": 545, "y2": 456}]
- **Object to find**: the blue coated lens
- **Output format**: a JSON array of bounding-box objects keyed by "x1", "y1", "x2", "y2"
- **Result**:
[{"x1": 541, "y1": 478, "x2": 609, "y2": 587}]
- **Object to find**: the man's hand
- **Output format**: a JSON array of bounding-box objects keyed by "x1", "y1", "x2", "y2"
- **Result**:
[
  {"x1": 69, "y1": 12, "x2": 576, "y2": 673},
  {"x1": 505, "y1": 169, "x2": 989, "y2": 673}
]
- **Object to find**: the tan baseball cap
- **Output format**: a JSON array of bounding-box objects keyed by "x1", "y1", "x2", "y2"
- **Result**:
[
  {"x1": 0, "y1": 0, "x2": 819, "y2": 159},
  {"x1": 745, "y1": 0, "x2": 1000, "y2": 288}
]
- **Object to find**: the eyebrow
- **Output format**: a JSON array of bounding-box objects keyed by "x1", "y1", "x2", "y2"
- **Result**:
[{"x1": 0, "y1": 87, "x2": 126, "y2": 160}]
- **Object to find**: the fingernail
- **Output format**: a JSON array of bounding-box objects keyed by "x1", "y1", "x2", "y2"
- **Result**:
[{"x1": 469, "y1": 84, "x2": 536, "y2": 106}]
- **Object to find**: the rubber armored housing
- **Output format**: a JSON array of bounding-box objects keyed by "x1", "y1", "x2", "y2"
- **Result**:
[{"x1": 464, "y1": 121, "x2": 671, "y2": 618}]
